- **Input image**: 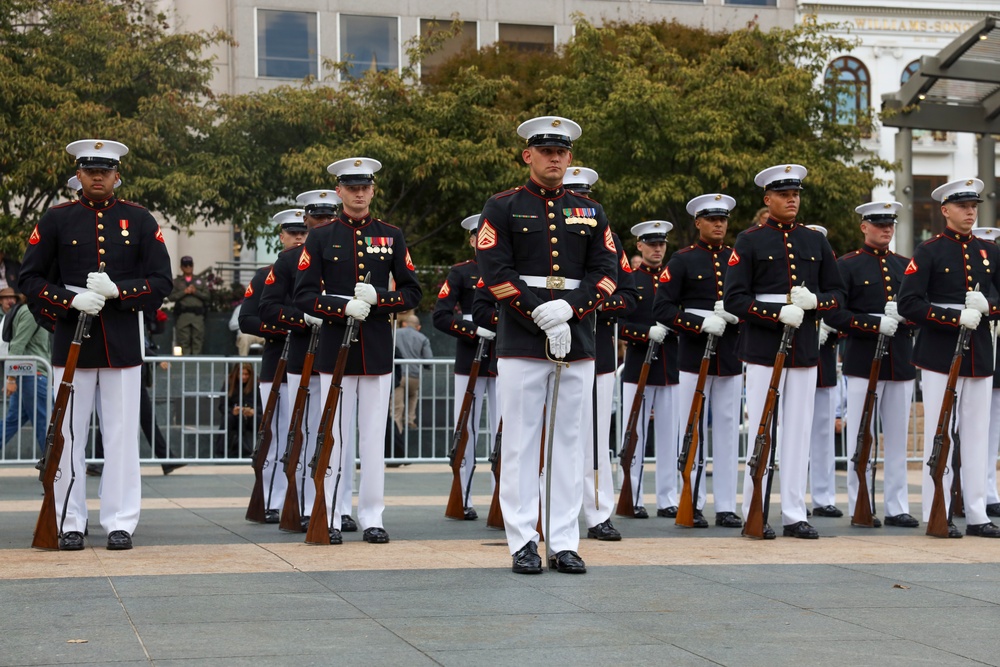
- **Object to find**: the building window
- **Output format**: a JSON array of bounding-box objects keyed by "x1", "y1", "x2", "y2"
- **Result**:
[
  {"x1": 419, "y1": 19, "x2": 477, "y2": 81},
  {"x1": 498, "y1": 23, "x2": 554, "y2": 53},
  {"x1": 824, "y1": 56, "x2": 870, "y2": 126},
  {"x1": 913, "y1": 175, "x2": 948, "y2": 244},
  {"x1": 726, "y1": 0, "x2": 776, "y2": 5},
  {"x1": 340, "y1": 14, "x2": 400, "y2": 79},
  {"x1": 901, "y1": 59, "x2": 921, "y2": 84},
  {"x1": 256, "y1": 10, "x2": 318, "y2": 79}
]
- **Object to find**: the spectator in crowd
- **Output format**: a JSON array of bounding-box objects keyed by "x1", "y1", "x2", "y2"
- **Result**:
[
  {"x1": 2, "y1": 290, "x2": 50, "y2": 456},
  {"x1": 169, "y1": 256, "x2": 207, "y2": 354},
  {"x1": 215, "y1": 361, "x2": 259, "y2": 458},
  {"x1": 230, "y1": 297, "x2": 264, "y2": 355},
  {"x1": 753, "y1": 206, "x2": 769, "y2": 226},
  {"x1": 393, "y1": 311, "x2": 432, "y2": 432},
  {"x1": 0, "y1": 252, "x2": 21, "y2": 294},
  {"x1": 0, "y1": 287, "x2": 16, "y2": 356}
]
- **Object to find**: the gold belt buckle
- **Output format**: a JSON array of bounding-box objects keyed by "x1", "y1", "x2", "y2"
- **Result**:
[
  {"x1": 545, "y1": 276, "x2": 566, "y2": 290},
  {"x1": 786, "y1": 293, "x2": 792, "y2": 304}
]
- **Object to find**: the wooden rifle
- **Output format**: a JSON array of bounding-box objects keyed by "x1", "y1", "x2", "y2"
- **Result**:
[
  {"x1": 278, "y1": 324, "x2": 321, "y2": 533},
  {"x1": 926, "y1": 326, "x2": 971, "y2": 538},
  {"x1": 676, "y1": 333, "x2": 718, "y2": 527},
  {"x1": 486, "y1": 420, "x2": 504, "y2": 529},
  {"x1": 33, "y1": 264, "x2": 102, "y2": 549},
  {"x1": 743, "y1": 324, "x2": 795, "y2": 539},
  {"x1": 305, "y1": 310, "x2": 363, "y2": 545},
  {"x1": 246, "y1": 335, "x2": 291, "y2": 523},
  {"x1": 445, "y1": 336, "x2": 488, "y2": 519},
  {"x1": 851, "y1": 333, "x2": 887, "y2": 527},
  {"x1": 615, "y1": 340, "x2": 660, "y2": 518}
]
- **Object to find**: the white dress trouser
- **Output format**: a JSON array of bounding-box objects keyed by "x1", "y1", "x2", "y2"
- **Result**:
[
  {"x1": 284, "y1": 373, "x2": 322, "y2": 518},
  {"x1": 453, "y1": 375, "x2": 499, "y2": 508},
  {"x1": 845, "y1": 377, "x2": 913, "y2": 518},
  {"x1": 620, "y1": 382, "x2": 678, "y2": 510},
  {"x1": 258, "y1": 381, "x2": 290, "y2": 511},
  {"x1": 986, "y1": 388, "x2": 1000, "y2": 506},
  {"x1": 319, "y1": 373, "x2": 392, "y2": 532},
  {"x1": 54, "y1": 366, "x2": 142, "y2": 535},
  {"x1": 676, "y1": 372, "x2": 741, "y2": 514},
  {"x1": 580, "y1": 371, "x2": 616, "y2": 527},
  {"x1": 497, "y1": 357, "x2": 593, "y2": 556},
  {"x1": 920, "y1": 371, "x2": 991, "y2": 525},
  {"x1": 808, "y1": 386, "x2": 838, "y2": 508},
  {"x1": 742, "y1": 364, "x2": 817, "y2": 526}
]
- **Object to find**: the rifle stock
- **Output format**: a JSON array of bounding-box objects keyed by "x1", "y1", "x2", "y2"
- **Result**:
[
  {"x1": 486, "y1": 420, "x2": 504, "y2": 529},
  {"x1": 676, "y1": 334, "x2": 717, "y2": 527},
  {"x1": 615, "y1": 340, "x2": 660, "y2": 518},
  {"x1": 246, "y1": 336, "x2": 291, "y2": 523},
  {"x1": 926, "y1": 327, "x2": 970, "y2": 538},
  {"x1": 305, "y1": 315, "x2": 361, "y2": 545},
  {"x1": 743, "y1": 325, "x2": 795, "y2": 539},
  {"x1": 279, "y1": 326, "x2": 320, "y2": 532},
  {"x1": 32, "y1": 291, "x2": 97, "y2": 549},
  {"x1": 851, "y1": 334, "x2": 887, "y2": 527},
  {"x1": 445, "y1": 337, "x2": 488, "y2": 520}
]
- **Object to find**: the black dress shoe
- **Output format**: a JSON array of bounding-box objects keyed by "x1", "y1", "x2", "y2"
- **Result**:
[
  {"x1": 812, "y1": 505, "x2": 843, "y2": 518},
  {"x1": 299, "y1": 516, "x2": 310, "y2": 533},
  {"x1": 512, "y1": 541, "x2": 542, "y2": 574},
  {"x1": 633, "y1": 506, "x2": 649, "y2": 519},
  {"x1": 763, "y1": 523, "x2": 776, "y2": 540},
  {"x1": 715, "y1": 512, "x2": 743, "y2": 528},
  {"x1": 947, "y1": 521, "x2": 963, "y2": 539},
  {"x1": 107, "y1": 530, "x2": 133, "y2": 550},
  {"x1": 341, "y1": 515, "x2": 358, "y2": 532},
  {"x1": 263, "y1": 509, "x2": 280, "y2": 524},
  {"x1": 692, "y1": 510, "x2": 709, "y2": 528},
  {"x1": 587, "y1": 519, "x2": 622, "y2": 541},
  {"x1": 987, "y1": 503, "x2": 1000, "y2": 518},
  {"x1": 363, "y1": 527, "x2": 390, "y2": 544},
  {"x1": 59, "y1": 531, "x2": 85, "y2": 551},
  {"x1": 549, "y1": 550, "x2": 587, "y2": 574},
  {"x1": 656, "y1": 506, "x2": 678, "y2": 518},
  {"x1": 967, "y1": 522, "x2": 1000, "y2": 538},
  {"x1": 463, "y1": 507, "x2": 478, "y2": 520},
  {"x1": 329, "y1": 529, "x2": 343, "y2": 545},
  {"x1": 161, "y1": 463, "x2": 186, "y2": 475},
  {"x1": 884, "y1": 513, "x2": 919, "y2": 528},
  {"x1": 86, "y1": 464, "x2": 102, "y2": 477},
  {"x1": 782, "y1": 521, "x2": 819, "y2": 539},
  {"x1": 872, "y1": 517, "x2": 882, "y2": 528}
]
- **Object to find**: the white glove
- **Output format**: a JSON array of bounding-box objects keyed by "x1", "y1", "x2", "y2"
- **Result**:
[
  {"x1": 71, "y1": 291, "x2": 106, "y2": 316},
  {"x1": 475, "y1": 327, "x2": 496, "y2": 340},
  {"x1": 819, "y1": 321, "x2": 836, "y2": 346},
  {"x1": 86, "y1": 272, "x2": 119, "y2": 299},
  {"x1": 778, "y1": 304, "x2": 804, "y2": 328},
  {"x1": 344, "y1": 299, "x2": 370, "y2": 321},
  {"x1": 303, "y1": 313, "x2": 323, "y2": 328},
  {"x1": 714, "y1": 299, "x2": 738, "y2": 325},
  {"x1": 700, "y1": 314, "x2": 726, "y2": 337},
  {"x1": 790, "y1": 285, "x2": 818, "y2": 310},
  {"x1": 884, "y1": 301, "x2": 905, "y2": 323},
  {"x1": 966, "y1": 290, "x2": 989, "y2": 315},
  {"x1": 877, "y1": 316, "x2": 898, "y2": 337},
  {"x1": 647, "y1": 323, "x2": 668, "y2": 343},
  {"x1": 960, "y1": 308, "x2": 982, "y2": 330},
  {"x1": 354, "y1": 282, "x2": 377, "y2": 305},
  {"x1": 532, "y1": 299, "x2": 573, "y2": 331},
  {"x1": 546, "y1": 322, "x2": 571, "y2": 359}
]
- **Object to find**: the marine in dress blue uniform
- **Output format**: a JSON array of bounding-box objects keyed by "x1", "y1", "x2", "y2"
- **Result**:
[
  {"x1": 20, "y1": 140, "x2": 172, "y2": 551},
  {"x1": 563, "y1": 167, "x2": 636, "y2": 542},
  {"x1": 653, "y1": 194, "x2": 743, "y2": 529},
  {"x1": 823, "y1": 202, "x2": 916, "y2": 527},
  {"x1": 619, "y1": 220, "x2": 680, "y2": 519},
  {"x1": 722, "y1": 164, "x2": 845, "y2": 539},
  {"x1": 432, "y1": 214, "x2": 499, "y2": 520},
  {"x1": 477, "y1": 117, "x2": 619, "y2": 574},
  {"x1": 238, "y1": 208, "x2": 310, "y2": 523},
  {"x1": 898, "y1": 178, "x2": 1000, "y2": 538},
  {"x1": 294, "y1": 158, "x2": 423, "y2": 544}
]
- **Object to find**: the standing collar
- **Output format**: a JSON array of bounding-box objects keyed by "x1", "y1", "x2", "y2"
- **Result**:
[
  {"x1": 764, "y1": 217, "x2": 797, "y2": 231},
  {"x1": 942, "y1": 226, "x2": 973, "y2": 243},
  {"x1": 79, "y1": 194, "x2": 117, "y2": 210},
  {"x1": 696, "y1": 239, "x2": 726, "y2": 252},
  {"x1": 862, "y1": 243, "x2": 891, "y2": 256},
  {"x1": 339, "y1": 211, "x2": 372, "y2": 227},
  {"x1": 524, "y1": 178, "x2": 564, "y2": 198}
]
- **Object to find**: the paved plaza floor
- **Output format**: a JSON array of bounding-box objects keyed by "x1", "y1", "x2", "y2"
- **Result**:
[{"x1": 2, "y1": 463, "x2": 1000, "y2": 666}]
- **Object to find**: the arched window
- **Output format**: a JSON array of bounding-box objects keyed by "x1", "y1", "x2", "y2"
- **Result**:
[
  {"x1": 901, "y1": 60, "x2": 921, "y2": 84},
  {"x1": 824, "y1": 56, "x2": 870, "y2": 126}
]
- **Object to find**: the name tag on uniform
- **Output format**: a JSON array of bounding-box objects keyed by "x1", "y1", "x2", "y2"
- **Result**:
[{"x1": 564, "y1": 208, "x2": 597, "y2": 227}]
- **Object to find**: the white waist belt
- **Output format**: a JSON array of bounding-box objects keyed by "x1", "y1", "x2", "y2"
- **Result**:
[
  {"x1": 931, "y1": 302, "x2": 965, "y2": 310},
  {"x1": 324, "y1": 292, "x2": 353, "y2": 300},
  {"x1": 65, "y1": 285, "x2": 86, "y2": 294},
  {"x1": 685, "y1": 308, "x2": 713, "y2": 318},
  {"x1": 521, "y1": 275, "x2": 581, "y2": 290},
  {"x1": 462, "y1": 314, "x2": 473, "y2": 321},
  {"x1": 755, "y1": 293, "x2": 789, "y2": 303}
]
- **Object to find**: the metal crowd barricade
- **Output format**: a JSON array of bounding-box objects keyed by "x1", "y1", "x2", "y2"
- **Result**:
[{"x1": 0, "y1": 354, "x2": 54, "y2": 464}]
